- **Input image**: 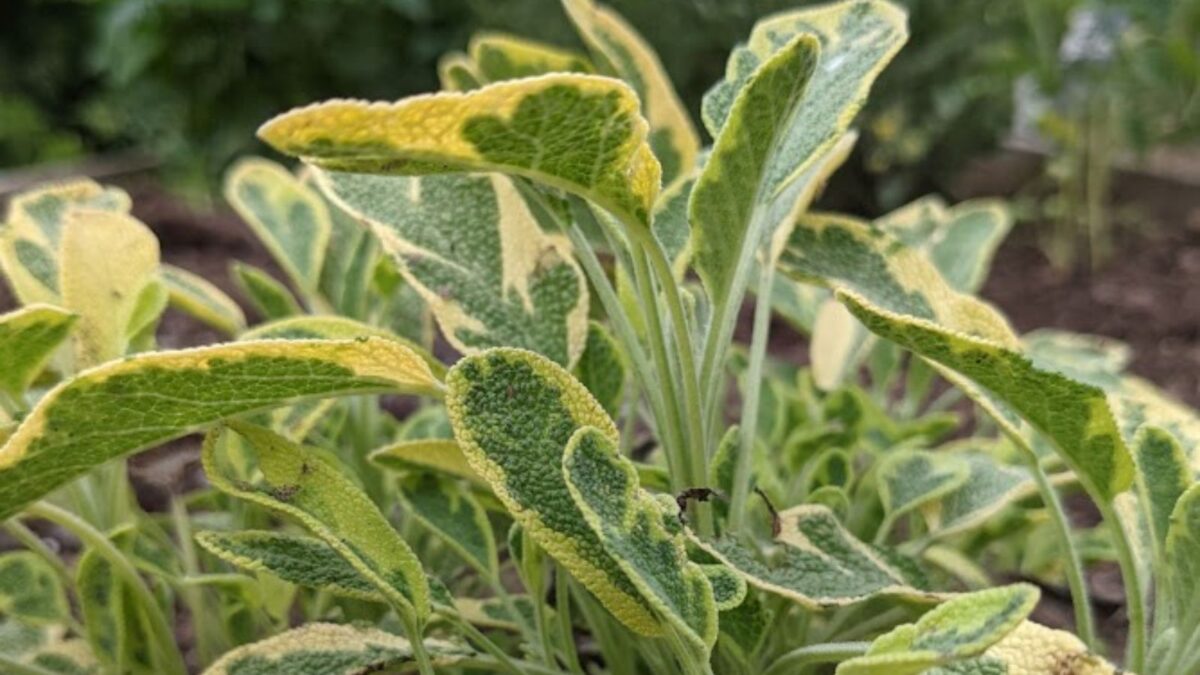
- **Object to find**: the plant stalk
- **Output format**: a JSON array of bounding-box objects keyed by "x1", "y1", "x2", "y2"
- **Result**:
[
  {"x1": 728, "y1": 259, "x2": 775, "y2": 532},
  {"x1": 1101, "y1": 500, "x2": 1147, "y2": 672},
  {"x1": 762, "y1": 641, "x2": 870, "y2": 675}
]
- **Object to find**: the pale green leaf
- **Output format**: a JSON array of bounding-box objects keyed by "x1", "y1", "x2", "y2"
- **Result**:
[
  {"x1": 563, "y1": 426, "x2": 718, "y2": 652},
  {"x1": 699, "y1": 564, "x2": 747, "y2": 612},
  {"x1": 777, "y1": 211, "x2": 1135, "y2": 502},
  {"x1": 204, "y1": 423, "x2": 432, "y2": 619},
  {"x1": 0, "y1": 337, "x2": 440, "y2": 520},
  {"x1": 469, "y1": 32, "x2": 592, "y2": 82},
  {"x1": 651, "y1": 171, "x2": 695, "y2": 280},
  {"x1": 194, "y1": 530, "x2": 385, "y2": 602},
  {"x1": 562, "y1": 0, "x2": 698, "y2": 187},
  {"x1": 229, "y1": 261, "x2": 302, "y2": 320},
  {"x1": 1132, "y1": 426, "x2": 1192, "y2": 559},
  {"x1": 922, "y1": 450, "x2": 1036, "y2": 538},
  {"x1": 259, "y1": 74, "x2": 661, "y2": 228},
  {"x1": 691, "y1": 504, "x2": 943, "y2": 609},
  {"x1": 876, "y1": 197, "x2": 1011, "y2": 294},
  {"x1": 0, "y1": 552, "x2": 68, "y2": 626},
  {"x1": 1162, "y1": 483, "x2": 1200, "y2": 637},
  {"x1": 575, "y1": 321, "x2": 627, "y2": 415},
  {"x1": 315, "y1": 170, "x2": 589, "y2": 366},
  {"x1": 837, "y1": 584, "x2": 1039, "y2": 675},
  {"x1": 876, "y1": 450, "x2": 970, "y2": 523},
  {"x1": 453, "y1": 596, "x2": 541, "y2": 632},
  {"x1": 201, "y1": 623, "x2": 471, "y2": 675},
  {"x1": 369, "y1": 438, "x2": 485, "y2": 487},
  {"x1": 298, "y1": 168, "x2": 380, "y2": 319},
  {"x1": 160, "y1": 264, "x2": 246, "y2": 337},
  {"x1": 399, "y1": 473, "x2": 498, "y2": 580},
  {"x1": 445, "y1": 348, "x2": 660, "y2": 635},
  {"x1": 76, "y1": 545, "x2": 155, "y2": 673},
  {"x1": 225, "y1": 159, "x2": 331, "y2": 296},
  {"x1": 0, "y1": 304, "x2": 75, "y2": 399}
]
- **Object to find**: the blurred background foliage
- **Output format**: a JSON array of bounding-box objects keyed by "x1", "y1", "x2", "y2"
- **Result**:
[{"x1": 1, "y1": 0, "x2": 1197, "y2": 235}]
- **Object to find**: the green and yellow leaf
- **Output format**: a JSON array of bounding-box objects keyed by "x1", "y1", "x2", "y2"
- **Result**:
[
  {"x1": 201, "y1": 623, "x2": 471, "y2": 675},
  {"x1": 876, "y1": 449, "x2": 970, "y2": 525},
  {"x1": 836, "y1": 584, "x2": 1039, "y2": 675},
  {"x1": 921, "y1": 449, "x2": 1037, "y2": 538},
  {"x1": 0, "y1": 304, "x2": 75, "y2": 399},
  {"x1": 923, "y1": 621, "x2": 1118, "y2": 675},
  {"x1": 445, "y1": 348, "x2": 660, "y2": 635},
  {"x1": 0, "y1": 552, "x2": 68, "y2": 626},
  {"x1": 225, "y1": 159, "x2": 331, "y2": 297},
  {"x1": 316, "y1": 170, "x2": 589, "y2": 366},
  {"x1": 692, "y1": 504, "x2": 944, "y2": 609},
  {"x1": 563, "y1": 426, "x2": 718, "y2": 653},
  {"x1": 160, "y1": 264, "x2": 246, "y2": 337},
  {"x1": 240, "y1": 314, "x2": 443, "y2": 376},
  {"x1": 1161, "y1": 483, "x2": 1200, "y2": 638},
  {"x1": 575, "y1": 321, "x2": 626, "y2": 415},
  {"x1": 777, "y1": 212, "x2": 1135, "y2": 502},
  {"x1": 194, "y1": 530, "x2": 384, "y2": 602},
  {"x1": 562, "y1": 0, "x2": 698, "y2": 187},
  {"x1": 1132, "y1": 426, "x2": 1192, "y2": 560},
  {"x1": 469, "y1": 32, "x2": 592, "y2": 82},
  {"x1": 203, "y1": 423, "x2": 432, "y2": 620},
  {"x1": 0, "y1": 337, "x2": 440, "y2": 520},
  {"x1": 399, "y1": 473, "x2": 498, "y2": 580},
  {"x1": 438, "y1": 53, "x2": 484, "y2": 91},
  {"x1": 229, "y1": 261, "x2": 302, "y2": 320},
  {"x1": 259, "y1": 73, "x2": 661, "y2": 228},
  {"x1": 76, "y1": 546, "x2": 155, "y2": 673},
  {"x1": 370, "y1": 438, "x2": 484, "y2": 487}
]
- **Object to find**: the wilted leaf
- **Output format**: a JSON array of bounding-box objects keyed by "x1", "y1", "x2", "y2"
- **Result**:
[
  {"x1": 203, "y1": 423, "x2": 432, "y2": 620},
  {"x1": 316, "y1": 170, "x2": 588, "y2": 366},
  {"x1": 259, "y1": 74, "x2": 661, "y2": 228},
  {"x1": 201, "y1": 623, "x2": 471, "y2": 675},
  {"x1": 0, "y1": 337, "x2": 440, "y2": 520},
  {"x1": 445, "y1": 348, "x2": 660, "y2": 635}
]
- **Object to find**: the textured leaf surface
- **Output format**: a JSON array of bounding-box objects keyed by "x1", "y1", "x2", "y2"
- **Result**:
[
  {"x1": 1132, "y1": 426, "x2": 1192, "y2": 558},
  {"x1": 195, "y1": 530, "x2": 384, "y2": 602},
  {"x1": 229, "y1": 261, "x2": 302, "y2": 320},
  {"x1": 563, "y1": 426, "x2": 717, "y2": 652},
  {"x1": 201, "y1": 623, "x2": 471, "y2": 675},
  {"x1": 0, "y1": 337, "x2": 439, "y2": 520},
  {"x1": 778, "y1": 212, "x2": 1135, "y2": 501},
  {"x1": 562, "y1": 0, "x2": 698, "y2": 187},
  {"x1": 259, "y1": 74, "x2": 661, "y2": 228},
  {"x1": 1162, "y1": 483, "x2": 1200, "y2": 637},
  {"x1": 692, "y1": 504, "x2": 942, "y2": 609},
  {"x1": 160, "y1": 264, "x2": 246, "y2": 336},
  {"x1": 316, "y1": 170, "x2": 588, "y2": 365},
  {"x1": 922, "y1": 451, "x2": 1036, "y2": 538},
  {"x1": 469, "y1": 33, "x2": 592, "y2": 82},
  {"x1": 876, "y1": 450, "x2": 970, "y2": 523},
  {"x1": 400, "y1": 474, "x2": 498, "y2": 579},
  {"x1": 59, "y1": 209, "x2": 160, "y2": 368},
  {"x1": 370, "y1": 439, "x2": 484, "y2": 487},
  {"x1": 0, "y1": 552, "x2": 68, "y2": 625},
  {"x1": 837, "y1": 584, "x2": 1039, "y2": 675},
  {"x1": 445, "y1": 348, "x2": 659, "y2": 635},
  {"x1": 0, "y1": 304, "x2": 75, "y2": 399},
  {"x1": 692, "y1": 0, "x2": 904, "y2": 310},
  {"x1": 924, "y1": 621, "x2": 1117, "y2": 675},
  {"x1": 203, "y1": 424, "x2": 431, "y2": 619},
  {"x1": 225, "y1": 159, "x2": 331, "y2": 296},
  {"x1": 76, "y1": 545, "x2": 153, "y2": 673},
  {"x1": 575, "y1": 321, "x2": 626, "y2": 415},
  {"x1": 876, "y1": 197, "x2": 1011, "y2": 294},
  {"x1": 0, "y1": 179, "x2": 130, "y2": 307},
  {"x1": 240, "y1": 315, "x2": 443, "y2": 376}
]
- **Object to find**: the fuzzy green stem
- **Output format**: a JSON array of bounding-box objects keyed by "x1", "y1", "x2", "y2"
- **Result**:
[
  {"x1": 440, "y1": 610, "x2": 526, "y2": 675},
  {"x1": 762, "y1": 641, "x2": 870, "y2": 675},
  {"x1": 401, "y1": 614, "x2": 436, "y2": 675},
  {"x1": 171, "y1": 497, "x2": 226, "y2": 663},
  {"x1": 728, "y1": 260, "x2": 775, "y2": 533},
  {"x1": 23, "y1": 501, "x2": 187, "y2": 675},
  {"x1": 1101, "y1": 500, "x2": 1147, "y2": 672},
  {"x1": 556, "y1": 565, "x2": 585, "y2": 675}
]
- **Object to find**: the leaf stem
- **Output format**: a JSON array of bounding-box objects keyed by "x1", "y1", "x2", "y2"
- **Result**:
[
  {"x1": 1101, "y1": 500, "x2": 1147, "y2": 672},
  {"x1": 23, "y1": 501, "x2": 188, "y2": 675},
  {"x1": 400, "y1": 614, "x2": 436, "y2": 675},
  {"x1": 556, "y1": 565, "x2": 585, "y2": 675},
  {"x1": 762, "y1": 641, "x2": 870, "y2": 675},
  {"x1": 728, "y1": 259, "x2": 775, "y2": 532}
]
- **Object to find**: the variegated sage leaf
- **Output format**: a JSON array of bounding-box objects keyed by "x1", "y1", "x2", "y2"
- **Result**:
[
  {"x1": 778, "y1": 212, "x2": 1135, "y2": 502},
  {"x1": 0, "y1": 304, "x2": 75, "y2": 399},
  {"x1": 240, "y1": 314, "x2": 444, "y2": 376},
  {"x1": 160, "y1": 264, "x2": 246, "y2": 337},
  {"x1": 76, "y1": 545, "x2": 155, "y2": 673},
  {"x1": 259, "y1": 74, "x2": 661, "y2": 229},
  {"x1": 469, "y1": 32, "x2": 592, "y2": 82},
  {"x1": 229, "y1": 261, "x2": 302, "y2": 320},
  {"x1": 225, "y1": 159, "x2": 331, "y2": 297},
  {"x1": 454, "y1": 596, "x2": 541, "y2": 632},
  {"x1": 194, "y1": 530, "x2": 384, "y2": 602},
  {"x1": 699, "y1": 564, "x2": 747, "y2": 611},
  {"x1": 0, "y1": 337, "x2": 440, "y2": 520},
  {"x1": 5, "y1": 626, "x2": 97, "y2": 675},
  {"x1": 0, "y1": 179, "x2": 130, "y2": 307},
  {"x1": 562, "y1": 0, "x2": 698, "y2": 187},
  {"x1": 876, "y1": 450, "x2": 970, "y2": 525},
  {"x1": 399, "y1": 473, "x2": 498, "y2": 580},
  {"x1": 575, "y1": 321, "x2": 626, "y2": 415},
  {"x1": 563, "y1": 426, "x2": 718, "y2": 653},
  {"x1": 692, "y1": 504, "x2": 943, "y2": 609},
  {"x1": 201, "y1": 623, "x2": 472, "y2": 675},
  {"x1": 298, "y1": 168, "x2": 380, "y2": 319},
  {"x1": 692, "y1": 0, "x2": 904, "y2": 313},
  {"x1": 445, "y1": 348, "x2": 660, "y2": 635},
  {"x1": 60, "y1": 209, "x2": 161, "y2": 369},
  {"x1": 921, "y1": 449, "x2": 1037, "y2": 538},
  {"x1": 836, "y1": 584, "x2": 1039, "y2": 675},
  {"x1": 652, "y1": 170, "x2": 695, "y2": 280},
  {"x1": 370, "y1": 439, "x2": 485, "y2": 488},
  {"x1": 1132, "y1": 426, "x2": 1192, "y2": 558},
  {"x1": 316, "y1": 170, "x2": 589, "y2": 366},
  {"x1": 923, "y1": 621, "x2": 1118, "y2": 675},
  {"x1": 438, "y1": 53, "x2": 484, "y2": 91},
  {"x1": 203, "y1": 423, "x2": 431, "y2": 620},
  {"x1": 0, "y1": 552, "x2": 68, "y2": 625},
  {"x1": 1162, "y1": 483, "x2": 1200, "y2": 638}
]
